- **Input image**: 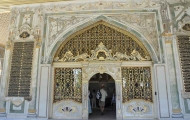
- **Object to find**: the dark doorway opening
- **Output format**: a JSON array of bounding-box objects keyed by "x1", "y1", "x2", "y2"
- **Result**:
[{"x1": 88, "y1": 73, "x2": 116, "y2": 120}]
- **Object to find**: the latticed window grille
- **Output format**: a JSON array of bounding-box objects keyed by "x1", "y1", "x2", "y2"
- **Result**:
[
  {"x1": 54, "y1": 68, "x2": 82, "y2": 103},
  {"x1": 8, "y1": 42, "x2": 34, "y2": 100},
  {"x1": 55, "y1": 22, "x2": 149, "y2": 58},
  {"x1": 177, "y1": 36, "x2": 190, "y2": 92},
  {"x1": 122, "y1": 67, "x2": 153, "y2": 102}
]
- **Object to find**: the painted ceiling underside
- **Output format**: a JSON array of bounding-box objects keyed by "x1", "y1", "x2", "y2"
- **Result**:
[{"x1": 0, "y1": 0, "x2": 189, "y2": 13}]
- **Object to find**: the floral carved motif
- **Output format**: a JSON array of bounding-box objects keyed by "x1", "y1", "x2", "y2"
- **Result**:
[
  {"x1": 124, "y1": 100, "x2": 153, "y2": 116},
  {"x1": 48, "y1": 16, "x2": 90, "y2": 47},
  {"x1": 43, "y1": 1, "x2": 159, "y2": 13},
  {"x1": 54, "y1": 42, "x2": 150, "y2": 62},
  {"x1": 53, "y1": 100, "x2": 82, "y2": 118},
  {"x1": 82, "y1": 65, "x2": 121, "y2": 80},
  {"x1": 107, "y1": 14, "x2": 159, "y2": 57}
]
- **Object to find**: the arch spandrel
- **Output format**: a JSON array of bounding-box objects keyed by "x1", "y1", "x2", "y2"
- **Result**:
[{"x1": 53, "y1": 21, "x2": 152, "y2": 62}]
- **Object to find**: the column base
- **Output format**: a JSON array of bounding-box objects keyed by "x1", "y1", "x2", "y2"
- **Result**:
[
  {"x1": 172, "y1": 113, "x2": 183, "y2": 118},
  {"x1": 82, "y1": 109, "x2": 88, "y2": 120},
  {"x1": 27, "y1": 109, "x2": 37, "y2": 117},
  {"x1": 0, "y1": 108, "x2": 6, "y2": 117},
  {"x1": 0, "y1": 114, "x2": 6, "y2": 117},
  {"x1": 172, "y1": 109, "x2": 183, "y2": 118}
]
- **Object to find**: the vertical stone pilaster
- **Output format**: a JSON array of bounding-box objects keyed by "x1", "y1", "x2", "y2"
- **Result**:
[
  {"x1": 115, "y1": 80, "x2": 122, "y2": 120},
  {"x1": 37, "y1": 64, "x2": 51, "y2": 118},
  {"x1": 154, "y1": 64, "x2": 170, "y2": 118},
  {"x1": 82, "y1": 81, "x2": 88, "y2": 119},
  {"x1": 163, "y1": 34, "x2": 183, "y2": 118},
  {"x1": 27, "y1": 46, "x2": 40, "y2": 116}
]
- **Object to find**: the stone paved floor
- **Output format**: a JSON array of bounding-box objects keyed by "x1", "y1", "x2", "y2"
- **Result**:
[{"x1": 89, "y1": 108, "x2": 116, "y2": 120}]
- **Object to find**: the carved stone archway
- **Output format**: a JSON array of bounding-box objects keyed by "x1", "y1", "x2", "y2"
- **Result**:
[
  {"x1": 48, "y1": 16, "x2": 158, "y2": 64},
  {"x1": 51, "y1": 19, "x2": 155, "y2": 120},
  {"x1": 81, "y1": 62, "x2": 123, "y2": 119}
]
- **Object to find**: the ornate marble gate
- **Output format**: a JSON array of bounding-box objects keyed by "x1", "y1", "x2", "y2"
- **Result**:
[
  {"x1": 51, "y1": 21, "x2": 155, "y2": 119},
  {"x1": 52, "y1": 44, "x2": 155, "y2": 119}
]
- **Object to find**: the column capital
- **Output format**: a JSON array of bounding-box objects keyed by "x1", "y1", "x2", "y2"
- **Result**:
[
  {"x1": 115, "y1": 79, "x2": 122, "y2": 81},
  {"x1": 36, "y1": 38, "x2": 42, "y2": 48},
  {"x1": 163, "y1": 32, "x2": 173, "y2": 43},
  {"x1": 82, "y1": 81, "x2": 88, "y2": 83},
  {"x1": 5, "y1": 41, "x2": 12, "y2": 50},
  {"x1": 115, "y1": 80, "x2": 122, "y2": 84},
  {"x1": 40, "y1": 64, "x2": 51, "y2": 66}
]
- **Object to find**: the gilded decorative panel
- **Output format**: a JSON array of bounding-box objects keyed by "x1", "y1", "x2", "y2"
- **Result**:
[
  {"x1": 54, "y1": 42, "x2": 150, "y2": 62},
  {"x1": 54, "y1": 68, "x2": 82, "y2": 103},
  {"x1": 55, "y1": 22, "x2": 149, "y2": 61},
  {"x1": 177, "y1": 36, "x2": 190, "y2": 92},
  {"x1": 8, "y1": 42, "x2": 34, "y2": 100},
  {"x1": 122, "y1": 67, "x2": 152, "y2": 102}
]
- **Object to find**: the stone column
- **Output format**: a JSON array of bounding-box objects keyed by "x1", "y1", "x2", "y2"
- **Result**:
[
  {"x1": 0, "y1": 41, "x2": 11, "y2": 116},
  {"x1": 163, "y1": 34, "x2": 183, "y2": 118},
  {"x1": 115, "y1": 80, "x2": 122, "y2": 120},
  {"x1": 82, "y1": 81, "x2": 88, "y2": 119}
]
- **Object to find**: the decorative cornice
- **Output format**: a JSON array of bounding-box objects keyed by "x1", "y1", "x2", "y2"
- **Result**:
[{"x1": 11, "y1": 1, "x2": 160, "y2": 13}]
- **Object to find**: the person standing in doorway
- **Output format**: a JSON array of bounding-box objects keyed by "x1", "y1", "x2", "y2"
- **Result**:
[
  {"x1": 111, "y1": 88, "x2": 116, "y2": 109},
  {"x1": 91, "y1": 89, "x2": 96, "y2": 108},
  {"x1": 99, "y1": 84, "x2": 107, "y2": 115},
  {"x1": 88, "y1": 89, "x2": 92, "y2": 115}
]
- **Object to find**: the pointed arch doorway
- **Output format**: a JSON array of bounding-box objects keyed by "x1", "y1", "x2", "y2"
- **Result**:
[
  {"x1": 81, "y1": 62, "x2": 123, "y2": 120},
  {"x1": 88, "y1": 73, "x2": 116, "y2": 119}
]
